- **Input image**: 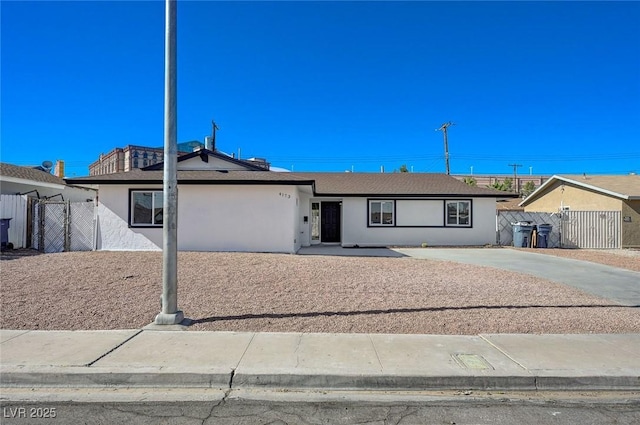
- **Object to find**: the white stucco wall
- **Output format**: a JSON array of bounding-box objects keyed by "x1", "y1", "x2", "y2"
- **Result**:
[
  {"x1": 96, "y1": 185, "x2": 162, "y2": 251},
  {"x1": 341, "y1": 197, "x2": 497, "y2": 246},
  {"x1": 298, "y1": 192, "x2": 312, "y2": 247},
  {"x1": 178, "y1": 185, "x2": 298, "y2": 252},
  {"x1": 96, "y1": 184, "x2": 300, "y2": 253}
]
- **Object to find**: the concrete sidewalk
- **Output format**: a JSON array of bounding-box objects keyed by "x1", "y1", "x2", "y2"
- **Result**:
[{"x1": 1, "y1": 329, "x2": 638, "y2": 392}]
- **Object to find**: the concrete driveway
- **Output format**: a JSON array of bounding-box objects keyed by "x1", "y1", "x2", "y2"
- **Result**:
[{"x1": 393, "y1": 248, "x2": 640, "y2": 307}]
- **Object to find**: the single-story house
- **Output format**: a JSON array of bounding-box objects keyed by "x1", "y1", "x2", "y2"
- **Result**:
[
  {"x1": 67, "y1": 149, "x2": 515, "y2": 253},
  {"x1": 519, "y1": 174, "x2": 640, "y2": 248},
  {"x1": 0, "y1": 162, "x2": 96, "y2": 248}
]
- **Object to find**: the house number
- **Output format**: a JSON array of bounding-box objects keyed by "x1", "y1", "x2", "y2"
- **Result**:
[{"x1": 279, "y1": 193, "x2": 291, "y2": 199}]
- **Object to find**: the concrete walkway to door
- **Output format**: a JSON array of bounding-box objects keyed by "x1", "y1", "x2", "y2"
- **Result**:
[{"x1": 393, "y1": 248, "x2": 640, "y2": 307}]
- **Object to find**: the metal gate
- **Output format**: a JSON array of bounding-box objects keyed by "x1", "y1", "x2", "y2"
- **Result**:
[
  {"x1": 561, "y1": 211, "x2": 620, "y2": 249},
  {"x1": 32, "y1": 200, "x2": 95, "y2": 253}
]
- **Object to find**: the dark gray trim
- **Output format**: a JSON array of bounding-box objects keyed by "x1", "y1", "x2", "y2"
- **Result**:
[
  {"x1": 444, "y1": 199, "x2": 473, "y2": 228},
  {"x1": 142, "y1": 149, "x2": 267, "y2": 171},
  {"x1": 128, "y1": 188, "x2": 163, "y2": 228},
  {"x1": 365, "y1": 198, "x2": 475, "y2": 229},
  {"x1": 318, "y1": 192, "x2": 509, "y2": 198},
  {"x1": 367, "y1": 199, "x2": 397, "y2": 227},
  {"x1": 69, "y1": 178, "x2": 315, "y2": 186}
]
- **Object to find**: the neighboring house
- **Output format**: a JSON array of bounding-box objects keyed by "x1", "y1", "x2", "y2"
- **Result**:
[
  {"x1": 67, "y1": 149, "x2": 515, "y2": 253},
  {"x1": 496, "y1": 197, "x2": 525, "y2": 212},
  {"x1": 519, "y1": 174, "x2": 640, "y2": 248},
  {"x1": 0, "y1": 162, "x2": 95, "y2": 202},
  {"x1": 89, "y1": 142, "x2": 205, "y2": 176},
  {"x1": 0, "y1": 162, "x2": 96, "y2": 248}
]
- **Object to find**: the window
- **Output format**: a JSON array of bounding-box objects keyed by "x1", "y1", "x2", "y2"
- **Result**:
[
  {"x1": 446, "y1": 200, "x2": 470, "y2": 226},
  {"x1": 311, "y1": 202, "x2": 320, "y2": 241},
  {"x1": 131, "y1": 190, "x2": 163, "y2": 226},
  {"x1": 370, "y1": 200, "x2": 394, "y2": 226}
]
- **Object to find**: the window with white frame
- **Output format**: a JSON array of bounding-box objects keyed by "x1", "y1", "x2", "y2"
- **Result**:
[
  {"x1": 369, "y1": 200, "x2": 394, "y2": 226},
  {"x1": 446, "y1": 200, "x2": 471, "y2": 226},
  {"x1": 131, "y1": 190, "x2": 163, "y2": 226}
]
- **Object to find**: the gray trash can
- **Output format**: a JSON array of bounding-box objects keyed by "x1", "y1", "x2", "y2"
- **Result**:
[
  {"x1": 536, "y1": 223, "x2": 553, "y2": 248},
  {"x1": 1, "y1": 218, "x2": 12, "y2": 250},
  {"x1": 512, "y1": 221, "x2": 534, "y2": 248}
]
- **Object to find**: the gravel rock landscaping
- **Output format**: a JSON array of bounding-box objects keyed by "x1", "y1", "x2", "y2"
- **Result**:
[{"x1": 1, "y1": 249, "x2": 638, "y2": 334}]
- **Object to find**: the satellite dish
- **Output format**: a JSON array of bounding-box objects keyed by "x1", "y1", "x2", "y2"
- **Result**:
[{"x1": 42, "y1": 160, "x2": 53, "y2": 170}]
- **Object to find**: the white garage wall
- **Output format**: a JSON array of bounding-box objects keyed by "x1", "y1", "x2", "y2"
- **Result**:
[
  {"x1": 96, "y1": 184, "x2": 299, "y2": 253},
  {"x1": 342, "y1": 197, "x2": 496, "y2": 246}
]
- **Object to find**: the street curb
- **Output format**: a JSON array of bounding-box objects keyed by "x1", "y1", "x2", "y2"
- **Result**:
[
  {"x1": 2, "y1": 369, "x2": 639, "y2": 391},
  {"x1": 0, "y1": 368, "x2": 231, "y2": 389}
]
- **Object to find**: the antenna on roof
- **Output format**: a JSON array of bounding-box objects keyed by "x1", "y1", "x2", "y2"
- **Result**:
[{"x1": 211, "y1": 120, "x2": 219, "y2": 151}]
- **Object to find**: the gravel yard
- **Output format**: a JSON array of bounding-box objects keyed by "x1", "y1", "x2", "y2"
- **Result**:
[{"x1": 1, "y1": 249, "x2": 638, "y2": 334}]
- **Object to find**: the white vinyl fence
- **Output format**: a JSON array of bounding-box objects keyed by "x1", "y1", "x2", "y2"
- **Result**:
[
  {"x1": 561, "y1": 211, "x2": 620, "y2": 249},
  {"x1": 0, "y1": 194, "x2": 28, "y2": 248}
]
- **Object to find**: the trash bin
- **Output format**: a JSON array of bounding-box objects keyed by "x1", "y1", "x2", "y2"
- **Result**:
[
  {"x1": 512, "y1": 221, "x2": 534, "y2": 248},
  {"x1": 0, "y1": 218, "x2": 12, "y2": 250},
  {"x1": 536, "y1": 223, "x2": 553, "y2": 248}
]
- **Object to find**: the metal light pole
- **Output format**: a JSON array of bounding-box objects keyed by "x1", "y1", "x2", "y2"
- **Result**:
[{"x1": 155, "y1": 0, "x2": 183, "y2": 325}]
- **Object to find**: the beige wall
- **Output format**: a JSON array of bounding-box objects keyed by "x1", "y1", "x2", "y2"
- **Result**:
[
  {"x1": 524, "y1": 181, "x2": 622, "y2": 212},
  {"x1": 525, "y1": 181, "x2": 640, "y2": 248},
  {"x1": 621, "y1": 200, "x2": 640, "y2": 248}
]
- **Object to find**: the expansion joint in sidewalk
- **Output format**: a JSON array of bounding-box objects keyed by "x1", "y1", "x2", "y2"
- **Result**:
[
  {"x1": 478, "y1": 335, "x2": 528, "y2": 371},
  {"x1": 85, "y1": 329, "x2": 144, "y2": 367}
]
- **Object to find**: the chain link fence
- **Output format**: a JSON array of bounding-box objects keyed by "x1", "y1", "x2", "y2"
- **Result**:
[
  {"x1": 32, "y1": 200, "x2": 95, "y2": 253},
  {"x1": 497, "y1": 211, "x2": 562, "y2": 248}
]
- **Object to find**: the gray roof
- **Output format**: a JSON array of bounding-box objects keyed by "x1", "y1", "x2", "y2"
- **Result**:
[
  {"x1": 291, "y1": 172, "x2": 511, "y2": 197},
  {"x1": 67, "y1": 170, "x2": 511, "y2": 197},
  {"x1": 0, "y1": 162, "x2": 66, "y2": 185}
]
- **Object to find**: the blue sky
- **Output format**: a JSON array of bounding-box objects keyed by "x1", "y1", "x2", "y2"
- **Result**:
[{"x1": 2, "y1": 1, "x2": 639, "y2": 177}]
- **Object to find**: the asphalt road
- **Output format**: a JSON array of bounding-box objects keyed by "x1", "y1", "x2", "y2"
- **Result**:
[{"x1": 2, "y1": 391, "x2": 639, "y2": 425}]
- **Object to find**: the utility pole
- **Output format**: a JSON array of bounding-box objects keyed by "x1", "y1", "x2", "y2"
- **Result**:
[
  {"x1": 508, "y1": 163, "x2": 522, "y2": 193},
  {"x1": 436, "y1": 122, "x2": 454, "y2": 175},
  {"x1": 155, "y1": 0, "x2": 184, "y2": 325}
]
